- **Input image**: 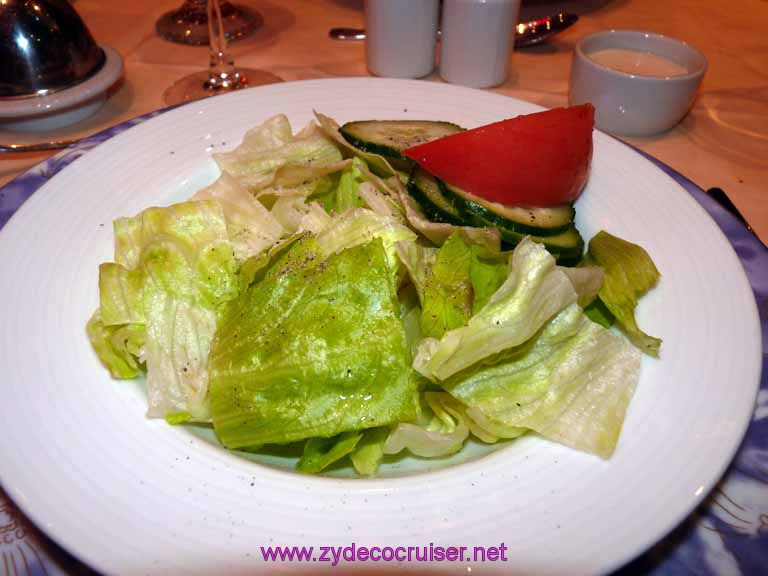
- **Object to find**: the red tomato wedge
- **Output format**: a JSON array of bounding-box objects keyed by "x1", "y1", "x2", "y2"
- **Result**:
[{"x1": 403, "y1": 104, "x2": 595, "y2": 207}]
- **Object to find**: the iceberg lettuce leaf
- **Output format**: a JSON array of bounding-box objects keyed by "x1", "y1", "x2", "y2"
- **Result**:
[
  {"x1": 414, "y1": 238, "x2": 578, "y2": 381},
  {"x1": 237, "y1": 234, "x2": 303, "y2": 291},
  {"x1": 315, "y1": 207, "x2": 417, "y2": 271},
  {"x1": 469, "y1": 245, "x2": 508, "y2": 314},
  {"x1": 584, "y1": 297, "x2": 615, "y2": 328},
  {"x1": 209, "y1": 237, "x2": 418, "y2": 448},
  {"x1": 270, "y1": 196, "x2": 311, "y2": 233},
  {"x1": 236, "y1": 113, "x2": 294, "y2": 149},
  {"x1": 114, "y1": 200, "x2": 230, "y2": 270},
  {"x1": 397, "y1": 232, "x2": 473, "y2": 339},
  {"x1": 98, "y1": 263, "x2": 145, "y2": 326},
  {"x1": 272, "y1": 160, "x2": 349, "y2": 190},
  {"x1": 358, "y1": 181, "x2": 406, "y2": 222},
  {"x1": 270, "y1": 196, "x2": 334, "y2": 236},
  {"x1": 297, "y1": 431, "x2": 363, "y2": 474},
  {"x1": 384, "y1": 392, "x2": 469, "y2": 457},
  {"x1": 333, "y1": 159, "x2": 365, "y2": 213},
  {"x1": 559, "y1": 265, "x2": 604, "y2": 308},
  {"x1": 214, "y1": 116, "x2": 343, "y2": 191},
  {"x1": 165, "y1": 411, "x2": 193, "y2": 425},
  {"x1": 193, "y1": 172, "x2": 284, "y2": 262},
  {"x1": 443, "y1": 304, "x2": 641, "y2": 458},
  {"x1": 143, "y1": 291, "x2": 218, "y2": 420},
  {"x1": 311, "y1": 157, "x2": 366, "y2": 214},
  {"x1": 587, "y1": 231, "x2": 661, "y2": 356},
  {"x1": 396, "y1": 242, "x2": 435, "y2": 304},
  {"x1": 399, "y1": 282, "x2": 424, "y2": 357},
  {"x1": 86, "y1": 311, "x2": 143, "y2": 379},
  {"x1": 464, "y1": 406, "x2": 524, "y2": 441},
  {"x1": 300, "y1": 202, "x2": 335, "y2": 234},
  {"x1": 98, "y1": 200, "x2": 242, "y2": 421},
  {"x1": 350, "y1": 427, "x2": 390, "y2": 476},
  {"x1": 112, "y1": 200, "x2": 239, "y2": 308}
]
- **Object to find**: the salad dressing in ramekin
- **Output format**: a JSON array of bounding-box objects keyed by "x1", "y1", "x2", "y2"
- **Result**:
[{"x1": 588, "y1": 48, "x2": 689, "y2": 77}]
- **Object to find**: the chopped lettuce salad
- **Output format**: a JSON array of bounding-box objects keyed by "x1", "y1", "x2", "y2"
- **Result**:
[{"x1": 88, "y1": 113, "x2": 661, "y2": 475}]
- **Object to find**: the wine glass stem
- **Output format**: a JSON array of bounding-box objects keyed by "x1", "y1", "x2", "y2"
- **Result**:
[{"x1": 205, "y1": 0, "x2": 244, "y2": 90}]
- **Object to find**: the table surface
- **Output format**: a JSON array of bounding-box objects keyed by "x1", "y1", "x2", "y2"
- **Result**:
[{"x1": 1, "y1": 0, "x2": 766, "y2": 243}]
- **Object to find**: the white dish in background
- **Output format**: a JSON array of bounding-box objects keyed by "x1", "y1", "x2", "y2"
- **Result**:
[
  {"x1": 0, "y1": 78, "x2": 760, "y2": 575},
  {"x1": 0, "y1": 45, "x2": 123, "y2": 131},
  {"x1": 569, "y1": 30, "x2": 707, "y2": 136}
]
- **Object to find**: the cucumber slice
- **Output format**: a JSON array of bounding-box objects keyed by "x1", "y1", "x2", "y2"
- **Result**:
[
  {"x1": 407, "y1": 168, "x2": 583, "y2": 263},
  {"x1": 439, "y1": 180, "x2": 575, "y2": 236},
  {"x1": 499, "y1": 225, "x2": 585, "y2": 264},
  {"x1": 406, "y1": 168, "x2": 464, "y2": 225},
  {"x1": 340, "y1": 120, "x2": 464, "y2": 170}
]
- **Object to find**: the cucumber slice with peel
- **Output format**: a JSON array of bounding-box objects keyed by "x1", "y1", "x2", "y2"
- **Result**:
[
  {"x1": 406, "y1": 168, "x2": 464, "y2": 225},
  {"x1": 439, "y1": 180, "x2": 575, "y2": 236},
  {"x1": 340, "y1": 120, "x2": 464, "y2": 170}
]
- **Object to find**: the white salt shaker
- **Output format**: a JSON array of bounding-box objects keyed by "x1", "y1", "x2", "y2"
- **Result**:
[
  {"x1": 365, "y1": 0, "x2": 440, "y2": 78},
  {"x1": 440, "y1": 0, "x2": 521, "y2": 88}
]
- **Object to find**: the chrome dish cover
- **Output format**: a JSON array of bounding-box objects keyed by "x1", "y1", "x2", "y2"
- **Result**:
[{"x1": 0, "y1": 0, "x2": 105, "y2": 98}]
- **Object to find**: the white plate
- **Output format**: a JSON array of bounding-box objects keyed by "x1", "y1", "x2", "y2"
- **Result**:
[{"x1": 0, "y1": 78, "x2": 761, "y2": 575}]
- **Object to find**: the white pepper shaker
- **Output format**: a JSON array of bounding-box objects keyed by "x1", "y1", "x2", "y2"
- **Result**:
[
  {"x1": 365, "y1": 0, "x2": 440, "y2": 78},
  {"x1": 440, "y1": 0, "x2": 521, "y2": 88}
]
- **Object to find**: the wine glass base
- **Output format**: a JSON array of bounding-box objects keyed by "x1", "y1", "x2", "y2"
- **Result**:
[
  {"x1": 163, "y1": 68, "x2": 283, "y2": 106},
  {"x1": 156, "y1": 3, "x2": 262, "y2": 45}
]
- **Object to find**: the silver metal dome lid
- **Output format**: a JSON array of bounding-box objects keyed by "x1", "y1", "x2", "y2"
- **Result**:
[{"x1": 0, "y1": 0, "x2": 105, "y2": 98}]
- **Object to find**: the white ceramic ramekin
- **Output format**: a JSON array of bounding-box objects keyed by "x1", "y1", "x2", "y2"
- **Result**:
[{"x1": 569, "y1": 30, "x2": 707, "y2": 136}]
